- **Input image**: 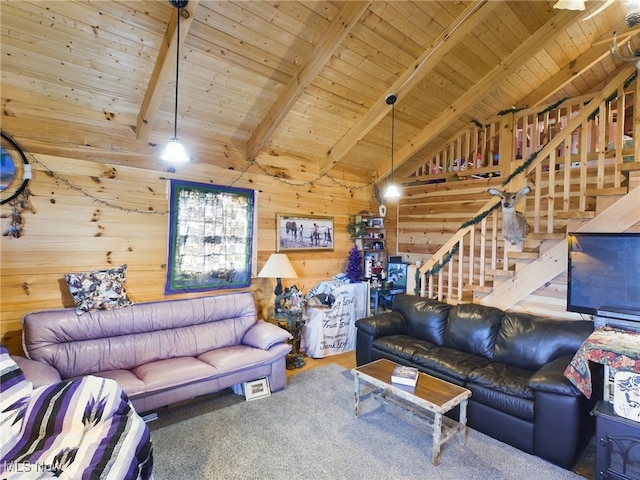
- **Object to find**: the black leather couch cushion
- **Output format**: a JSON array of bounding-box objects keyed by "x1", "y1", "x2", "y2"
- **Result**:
[
  {"x1": 469, "y1": 362, "x2": 535, "y2": 399},
  {"x1": 468, "y1": 384, "x2": 535, "y2": 421},
  {"x1": 494, "y1": 312, "x2": 594, "y2": 371},
  {"x1": 372, "y1": 335, "x2": 429, "y2": 363},
  {"x1": 528, "y1": 355, "x2": 583, "y2": 396},
  {"x1": 467, "y1": 363, "x2": 535, "y2": 420},
  {"x1": 412, "y1": 344, "x2": 488, "y2": 383},
  {"x1": 442, "y1": 303, "x2": 504, "y2": 359},
  {"x1": 393, "y1": 295, "x2": 451, "y2": 345}
]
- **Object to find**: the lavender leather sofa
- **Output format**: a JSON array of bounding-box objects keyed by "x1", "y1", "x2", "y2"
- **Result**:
[{"x1": 15, "y1": 292, "x2": 292, "y2": 413}]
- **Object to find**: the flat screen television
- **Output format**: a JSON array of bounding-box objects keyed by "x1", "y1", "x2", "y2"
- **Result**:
[
  {"x1": 567, "y1": 232, "x2": 640, "y2": 315},
  {"x1": 386, "y1": 262, "x2": 408, "y2": 292}
]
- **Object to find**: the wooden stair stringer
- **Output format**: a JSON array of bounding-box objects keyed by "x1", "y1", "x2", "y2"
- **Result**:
[{"x1": 478, "y1": 187, "x2": 640, "y2": 311}]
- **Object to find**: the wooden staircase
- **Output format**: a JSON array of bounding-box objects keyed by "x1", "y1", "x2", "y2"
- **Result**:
[
  {"x1": 478, "y1": 186, "x2": 640, "y2": 315},
  {"x1": 411, "y1": 63, "x2": 640, "y2": 319}
]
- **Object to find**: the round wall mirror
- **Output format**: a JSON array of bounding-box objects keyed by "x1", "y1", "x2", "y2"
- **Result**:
[{"x1": 1, "y1": 131, "x2": 30, "y2": 205}]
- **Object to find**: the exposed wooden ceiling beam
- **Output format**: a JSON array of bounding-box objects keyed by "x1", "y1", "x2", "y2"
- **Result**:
[
  {"x1": 319, "y1": 0, "x2": 498, "y2": 177},
  {"x1": 136, "y1": 1, "x2": 199, "y2": 141},
  {"x1": 246, "y1": 1, "x2": 371, "y2": 163},
  {"x1": 518, "y1": 28, "x2": 640, "y2": 108},
  {"x1": 386, "y1": 8, "x2": 589, "y2": 182}
]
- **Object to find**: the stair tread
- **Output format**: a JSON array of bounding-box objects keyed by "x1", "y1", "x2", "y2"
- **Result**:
[
  {"x1": 507, "y1": 251, "x2": 538, "y2": 259},
  {"x1": 556, "y1": 210, "x2": 595, "y2": 219},
  {"x1": 469, "y1": 285, "x2": 493, "y2": 293},
  {"x1": 530, "y1": 233, "x2": 566, "y2": 240},
  {"x1": 464, "y1": 279, "x2": 494, "y2": 289},
  {"x1": 586, "y1": 186, "x2": 627, "y2": 196},
  {"x1": 487, "y1": 268, "x2": 514, "y2": 277},
  {"x1": 619, "y1": 161, "x2": 640, "y2": 172}
]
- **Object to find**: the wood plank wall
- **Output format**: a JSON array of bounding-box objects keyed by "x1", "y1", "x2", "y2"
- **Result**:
[
  {"x1": 0, "y1": 153, "x2": 391, "y2": 355},
  {"x1": 398, "y1": 176, "x2": 504, "y2": 267}
]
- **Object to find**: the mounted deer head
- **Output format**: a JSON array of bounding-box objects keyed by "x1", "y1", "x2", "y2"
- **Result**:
[
  {"x1": 610, "y1": 32, "x2": 640, "y2": 68},
  {"x1": 488, "y1": 186, "x2": 531, "y2": 245}
]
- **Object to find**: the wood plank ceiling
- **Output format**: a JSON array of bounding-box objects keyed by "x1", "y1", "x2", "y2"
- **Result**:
[{"x1": 1, "y1": 1, "x2": 638, "y2": 187}]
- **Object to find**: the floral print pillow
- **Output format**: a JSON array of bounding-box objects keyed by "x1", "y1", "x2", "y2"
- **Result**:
[{"x1": 64, "y1": 264, "x2": 132, "y2": 315}]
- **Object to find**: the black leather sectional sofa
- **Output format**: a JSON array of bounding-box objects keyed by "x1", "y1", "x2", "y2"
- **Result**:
[{"x1": 355, "y1": 294, "x2": 601, "y2": 469}]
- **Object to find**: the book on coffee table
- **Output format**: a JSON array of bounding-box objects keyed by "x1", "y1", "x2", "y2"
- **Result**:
[{"x1": 391, "y1": 365, "x2": 419, "y2": 387}]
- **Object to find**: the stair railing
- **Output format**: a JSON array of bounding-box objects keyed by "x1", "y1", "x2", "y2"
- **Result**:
[{"x1": 416, "y1": 64, "x2": 638, "y2": 302}]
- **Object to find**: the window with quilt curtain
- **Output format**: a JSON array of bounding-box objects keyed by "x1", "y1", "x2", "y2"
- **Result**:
[{"x1": 166, "y1": 179, "x2": 255, "y2": 294}]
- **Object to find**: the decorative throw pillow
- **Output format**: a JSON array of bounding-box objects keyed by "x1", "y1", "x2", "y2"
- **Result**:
[{"x1": 64, "y1": 264, "x2": 132, "y2": 315}]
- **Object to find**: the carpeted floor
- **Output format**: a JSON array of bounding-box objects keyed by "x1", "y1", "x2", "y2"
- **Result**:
[{"x1": 149, "y1": 364, "x2": 583, "y2": 480}]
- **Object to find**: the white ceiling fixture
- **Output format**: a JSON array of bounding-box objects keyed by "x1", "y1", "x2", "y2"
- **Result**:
[
  {"x1": 553, "y1": 0, "x2": 586, "y2": 10},
  {"x1": 555, "y1": 0, "x2": 640, "y2": 26}
]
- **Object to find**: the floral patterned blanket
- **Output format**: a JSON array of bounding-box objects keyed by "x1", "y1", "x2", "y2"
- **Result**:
[
  {"x1": 0, "y1": 345, "x2": 153, "y2": 479},
  {"x1": 564, "y1": 327, "x2": 640, "y2": 398}
]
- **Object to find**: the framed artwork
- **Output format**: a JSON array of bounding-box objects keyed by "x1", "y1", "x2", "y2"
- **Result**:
[
  {"x1": 386, "y1": 262, "x2": 409, "y2": 292},
  {"x1": 276, "y1": 213, "x2": 334, "y2": 252},
  {"x1": 166, "y1": 179, "x2": 255, "y2": 294},
  {"x1": 369, "y1": 217, "x2": 384, "y2": 228},
  {"x1": 243, "y1": 377, "x2": 271, "y2": 401}
]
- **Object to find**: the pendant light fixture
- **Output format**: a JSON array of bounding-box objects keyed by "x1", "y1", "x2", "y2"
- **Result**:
[
  {"x1": 384, "y1": 93, "x2": 400, "y2": 199},
  {"x1": 162, "y1": 0, "x2": 190, "y2": 162},
  {"x1": 552, "y1": 0, "x2": 585, "y2": 10}
]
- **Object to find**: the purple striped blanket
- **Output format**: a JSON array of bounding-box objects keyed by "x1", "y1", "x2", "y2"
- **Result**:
[{"x1": 1, "y1": 345, "x2": 153, "y2": 479}]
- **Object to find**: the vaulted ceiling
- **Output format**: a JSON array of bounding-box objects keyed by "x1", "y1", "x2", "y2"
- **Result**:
[{"x1": 1, "y1": 1, "x2": 638, "y2": 187}]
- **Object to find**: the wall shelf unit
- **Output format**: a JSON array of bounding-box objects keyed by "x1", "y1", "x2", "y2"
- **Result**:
[{"x1": 350, "y1": 213, "x2": 386, "y2": 279}]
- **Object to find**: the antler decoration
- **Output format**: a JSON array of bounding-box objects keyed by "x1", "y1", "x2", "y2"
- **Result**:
[
  {"x1": 2, "y1": 186, "x2": 36, "y2": 238},
  {"x1": 610, "y1": 32, "x2": 640, "y2": 68}
]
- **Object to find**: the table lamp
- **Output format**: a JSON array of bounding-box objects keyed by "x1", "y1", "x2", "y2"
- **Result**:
[{"x1": 257, "y1": 253, "x2": 298, "y2": 317}]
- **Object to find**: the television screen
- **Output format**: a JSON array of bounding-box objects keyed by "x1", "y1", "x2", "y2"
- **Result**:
[
  {"x1": 386, "y1": 262, "x2": 408, "y2": 291},
  {"x1": 567, "y1": 233, "x2": 640, "y2": 315}
]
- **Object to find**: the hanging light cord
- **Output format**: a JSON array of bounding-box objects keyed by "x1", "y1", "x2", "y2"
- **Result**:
[
  {"x1": 385, "y1": 93, "x2": 397, "y2": 185},
  {"x1": 173, "y1": 7, "x2": 181, "y2": 139},
  {"x1": 390, "y1": 101, "x2": 395, "y2": 185}
]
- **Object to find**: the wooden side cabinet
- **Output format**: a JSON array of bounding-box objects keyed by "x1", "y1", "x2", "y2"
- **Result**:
[{"x1": 593, "y1": 401, "x2": 640, "y2": 480}]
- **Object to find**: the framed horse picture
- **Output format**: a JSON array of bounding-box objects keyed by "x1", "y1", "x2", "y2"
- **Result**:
[{"x1": 276, "y1": 213, "x2": 334, "y2": 252}]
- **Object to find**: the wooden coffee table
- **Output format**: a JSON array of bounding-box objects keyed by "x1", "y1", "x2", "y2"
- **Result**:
[{"x1": 352, "y1": 358, "x2": 471, "y2": 466}]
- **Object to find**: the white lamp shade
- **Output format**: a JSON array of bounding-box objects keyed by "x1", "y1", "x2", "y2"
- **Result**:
[
  {"x1": 257, "y1": 253, "x2": 298, "y2": 278},
  {"x1": 162, "y1": 138, "x2": 190, "y2": 162},
  {"x1": 384, "y1": 183, "x2": 401, "y2": 199},
  {"x1": 553, "y1": 0, "x2": 585, "y2": 10}
]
